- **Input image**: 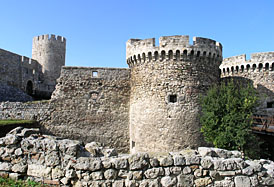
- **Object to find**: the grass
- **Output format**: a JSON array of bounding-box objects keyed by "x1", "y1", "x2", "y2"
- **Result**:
[
  {"x1": 0, "y1": 119, "x2": 37, "y2": 126},
  {"x1": 0, "y1": 177, "x2": 46, "y2": 187}
]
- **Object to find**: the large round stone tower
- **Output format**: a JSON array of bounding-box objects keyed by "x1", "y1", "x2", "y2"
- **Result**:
[
  {"x1": 126, "y1": 35, "x2": 223, "y2": 153},
  {"x1": 32, "y1": 34, "x2": 66, "y2": 94}
]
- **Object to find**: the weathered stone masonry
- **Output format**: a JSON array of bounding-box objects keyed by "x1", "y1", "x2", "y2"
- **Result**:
[
  {"x1": 0, "y1": 127, "x2": 274, "y2": 186},
  {"x1": 0, "y1": 67, "x2": 131, "y2": 153},
  {"x1": 0, "y1": 34, "x2": 273, "y2": 156},
  {"x1": 0, "y1": 34, "x2": 66, "y2": 99},
  {"x1": 127, "y1": 36, "x2": 222, "y2": 153},
  {"x1": 47, "y1": 67, "x2": 131, "y2": 153}
]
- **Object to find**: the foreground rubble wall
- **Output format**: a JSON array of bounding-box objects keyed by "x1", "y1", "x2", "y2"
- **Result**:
[{"x1": 0, "y1": 127, "x2": 274, "y2": 186}]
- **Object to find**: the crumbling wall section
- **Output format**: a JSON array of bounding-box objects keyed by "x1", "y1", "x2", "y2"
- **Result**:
[{"x1": 47, "y1": 66, "x2": 131, "y2": 153}]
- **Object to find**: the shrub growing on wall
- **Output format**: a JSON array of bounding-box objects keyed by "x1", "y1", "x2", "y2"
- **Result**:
[{"x1": 200, "y1": 79, "x2": 261, "y2": 158}]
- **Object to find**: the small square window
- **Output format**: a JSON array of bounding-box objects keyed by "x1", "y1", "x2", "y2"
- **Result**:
[
  {"x1": 267, "y1": 101, "x2": 274, "y2": 108},
  {"x1": 92, "y1": 71, "x2": 98, "y2": 77},
  {"x1": 169, "y1": 95, "x2": 177, "y2": 103},
  {"x1": 132, "y1": 141, "x2": 135, "y2": 148}
]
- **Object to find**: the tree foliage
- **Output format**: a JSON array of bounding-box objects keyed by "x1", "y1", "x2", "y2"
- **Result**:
[{"x1": 200, "y1": 79, "x2": 260, "y2": 158}]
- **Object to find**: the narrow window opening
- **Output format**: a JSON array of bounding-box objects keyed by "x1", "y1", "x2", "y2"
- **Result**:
[
  {"x1": 246, "y1": 64, "x2": 250, "y2": 71},
  {"x1": 168, "y1": 50, "x2": 173, "y2": 60},
  {"x1": 161, "y1": 50, "x2": 166, "y2": 60},
  {"x1": 26, "y1": 80, "x2": 33, "y2": 95},
  {"x1": 190, "y1": 50, "x2": 194, "y2": 56},
  {"x1": 259, "y1": 63, "x2": 263, "y2": 71},
  {"x1": 241, "y1": 65, "x2": 244, "y2": 72},
  {"x1": 148, "y1": 52, "x2": 152, "y2": 61},
  {"x1": 138, "y1": 54, "x2": 141, "y2": 62},
  {"x1": 176, "y1": 50, "x2": 180, "y2": 60},
  {"x1": 132, "y1": 141, "x2": 135, "y2": 148},
  {"x1": 154, "y1": 51, "x2": 158, "y2": 61},
  {"x1": 267, "y1": 101, "x2": 274, "y2": 108},
  {"x1": 92, "y1": 71, "x2": 98, "y2": 77},
  {"x1": 183, "y1": 50, "x2": 187, "y2": 56},
  {"x1": 169, "y1": 94, "x2": 177, "y2": 103},
  {"x1": 142, "y1": 53, "x2": 146, "y2": 63},
  {"x1": 265, "y1": 63, "x2": 269, "y2": 70},
  {"x1": 236, "y1": 66, "x2": 239, "y2": 73}
]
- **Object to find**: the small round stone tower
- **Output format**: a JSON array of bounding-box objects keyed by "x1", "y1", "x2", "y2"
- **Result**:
[
  {"x1": 32, "y1": 34, "x2": 66, "y2": 93},
  {"x1": 126, "y1": 35, "x2": 223, "y2": 153}
]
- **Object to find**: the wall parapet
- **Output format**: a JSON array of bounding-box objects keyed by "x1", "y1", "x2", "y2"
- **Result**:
[
  {"x1": 126, "y1": 35, "x2": 223, "y2": 68},
  {"x1": 0, "y1": 127, "x2": 273, "y2": 186},
  {"x1": 33, "y1": 34, "x2": 66, "y2": 43},
  {"x1": 220, "y1": 52, "x2": 274, "y2": 76}
]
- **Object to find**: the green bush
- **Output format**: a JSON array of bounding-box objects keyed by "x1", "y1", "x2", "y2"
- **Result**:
[{"x1": 200, "y1": 79, "x2": 261, "y2": 158}]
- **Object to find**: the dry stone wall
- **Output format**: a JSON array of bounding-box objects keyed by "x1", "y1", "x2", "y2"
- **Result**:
[
  {"x1": 127, "y1": 35, "x2": 223, "y2": 153},
  {"x1": 0, "y1": 127, "x2": 274, "y2": 186}
]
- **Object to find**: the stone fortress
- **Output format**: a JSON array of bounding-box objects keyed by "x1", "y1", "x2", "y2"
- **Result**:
[
  {"x1": 0, "y1": 34, "x2": 66, "y2": 100},
  {"x1": 0, "y1": 34, "x2": 273, "y2": 154}
]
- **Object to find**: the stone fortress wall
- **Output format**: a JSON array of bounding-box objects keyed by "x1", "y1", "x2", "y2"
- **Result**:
[
  {"x1": 0, "y1": 34, "x2": 66, "y2": 99},
  {"x1": 46, "y1": 66, "x2": 131, "y2": 153},
  {"x1": 0, "y1": 67, "x2": 131, "y2": 153},
  {"x1": 0, "y1": 49, "x2": 41, "y2": 96},
  {"x1": 126, "y1": 35, "x2": 222, "y2": 153},
  {"x1": 220, "y1": 52, "x2": 274, "y2": 116},
  {"x1": 0, "y1": 34, "x2": 273, "y2": 155}
]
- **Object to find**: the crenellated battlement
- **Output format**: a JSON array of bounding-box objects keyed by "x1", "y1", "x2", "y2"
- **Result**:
[
  {"x1": 220, "y1": 52, "x2": 274, "y2": 76},
  {"x1": 33, "y1": 34, "x2": 66, "y2": 43},
  {"x1": 21, "y1": 56, "x2": 32, "y2": 64},
  {"x1": 126, "y1": 35, "x2": 222, "y2": 68}
]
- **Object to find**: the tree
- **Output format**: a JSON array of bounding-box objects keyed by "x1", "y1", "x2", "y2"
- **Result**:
[{"x1": 200, "y1": 79, "x2": 260, "y2": 158}]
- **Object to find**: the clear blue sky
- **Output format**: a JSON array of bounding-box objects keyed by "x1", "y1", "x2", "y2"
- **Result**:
[{"x1": 0, "y1": 0, "x2": 273, "y2": 68}]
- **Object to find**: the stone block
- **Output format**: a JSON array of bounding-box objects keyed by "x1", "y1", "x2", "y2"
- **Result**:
[
  {"x1": 112, "y1": 157, "x2": 128, "y2": 169},
  {"x1": 234, "y1": 176, "x2": 250, "y2": 187},
  {"x1": 128, "y1": 153, "x2": 149, "y2": 170},
  {"x1": 0, "y1": 162, "x2": 12, "y2": 171},
  {"x1": 160, "y1": 176, "x2": 177, "y2": 187},
  {"x1": 27, "y1": 164, "x2": 51, "y2": 179},
  {"x1": 104, "y1": 169, "x2": 117, "y2": 180}
]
